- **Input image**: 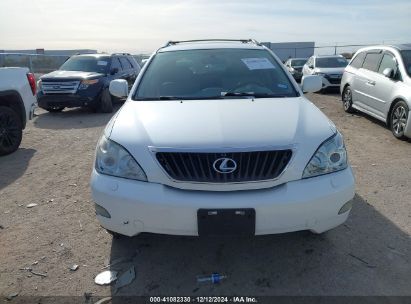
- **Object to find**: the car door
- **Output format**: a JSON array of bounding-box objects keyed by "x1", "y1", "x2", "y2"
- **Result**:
[
  {"x1": 351, "y1": 51, "x2": 383, "y2": 115},
  {"x1": 365, "y1": 52, "x2": 399, "y2": 117},
  {"x1": 119, "y1": 56, "x2": 134, "y2": 90}
]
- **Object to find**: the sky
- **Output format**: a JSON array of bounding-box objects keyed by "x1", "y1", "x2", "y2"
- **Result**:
[{"x1": 1, "y1": 0, "x2": 410, "y2": 54}]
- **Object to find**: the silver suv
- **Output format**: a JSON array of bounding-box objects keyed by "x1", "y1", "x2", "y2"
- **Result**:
[{"x1": 340, "y1": 45, "x2": 411, "y2": 140}]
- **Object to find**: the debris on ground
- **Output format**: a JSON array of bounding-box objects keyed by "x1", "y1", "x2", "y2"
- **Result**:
[
  {"x1": 94, "y1": 270, "x2": 118, "y2": 285},
  {"x1": 101, "y1": 257, "x2": 130, "y2": 270},
  {"x1": 348, "y1": 253, "x2": 376, "y2": 268},
  {"x1": 0, "y1": 224, "x2": 4, "y2": 229},
  {"x1": 26, "y1": 203, "x2": 38, "y2": 208},
  {"x1": 69, "y1": 264, "x2": 79, "y2": 271},
  {"x1": 32, "y1": 261, "x2": 38, "y2": 265},
  {"x1": 69, "y1": 183, "x2": 77, "y2": 187},
  {"x1": 197, "y1": 273, "x2": 227, "y2": 284},
  {"x1": 114, "y1": 266, "x2": 135, "y2": 292},
  {"x1": 6, "y1": 292, "x2": 19, "y2": 300},
  {"x1": 95, "y1": 297, "x2": 112, "y2": 304},
  {"x1": 20, "y1": 267, "x2": 48, "y2": 277}
]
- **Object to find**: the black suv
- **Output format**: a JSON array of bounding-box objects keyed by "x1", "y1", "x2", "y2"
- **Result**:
[{"x1": 37, "y1": 53, "x2": 141, "y2": 113}]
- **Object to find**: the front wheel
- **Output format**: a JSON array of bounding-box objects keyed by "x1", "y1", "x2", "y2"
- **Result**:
[
  {"x1": 390, "y1": 101, "x2": 409, "y2": 140},
  {"x1": 342, "y1": 86, "x2": 355, "y2": 113},
  {"x1": 98, "y1": 89, "x2": 113, "y2": 113},
  {"x1": 0, "y1": 106, "x2": 23, "y2": 156}
]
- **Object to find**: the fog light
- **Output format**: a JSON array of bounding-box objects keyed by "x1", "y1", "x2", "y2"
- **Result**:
[
  {"x1": 95, "y1": 203, "x2": 111, "y2": 218},
  {"x1": 338, "y1": 201, "x2": 353, "y2": 214}
]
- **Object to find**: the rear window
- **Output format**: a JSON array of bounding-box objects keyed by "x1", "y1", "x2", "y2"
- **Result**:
[
  {"x1": 350, "y1": 52, "x2": 366, "y2": 69},
  {"x1": 362, "y1": 52, "x2": 382, "y2": 72},
  {"x1": 134, "y1": 49, "x2": 298, "y2": 100}
]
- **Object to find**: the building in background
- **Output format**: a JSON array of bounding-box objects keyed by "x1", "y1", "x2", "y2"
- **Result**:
[{"x1": 262, "y1": 42, "x2": 315, "y2": 62}]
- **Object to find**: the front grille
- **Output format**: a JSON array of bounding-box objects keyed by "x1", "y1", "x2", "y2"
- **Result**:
[
  {"x1": 326, "y1": 74, "x2": 342, "y2": 84},
  {"x1": 156, "y1": 150, "x2": 292, "y2": 183},
  {"x1": 41, "y1": 81, "x2": 80, "y2": 94}
]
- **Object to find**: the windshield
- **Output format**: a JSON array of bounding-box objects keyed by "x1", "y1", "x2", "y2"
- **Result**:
[
  {"x1": 291, "y1": 59, "x2": 307, "y2": 67},
  {"x1": 316, "y1": 57, "x2": 348, "y2": 68},
  {"x1": 401, "y1": 50, "x2": 411, "y2": 77},
  {"x1": 134, "y1": 49, "x2": 298, "y2": 100},
  {"x1": 59, "y1": 56, "x2": 110, "y2": 73}
]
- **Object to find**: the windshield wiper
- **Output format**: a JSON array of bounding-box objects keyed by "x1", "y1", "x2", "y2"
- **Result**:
[{"x1": 221, "y1": 92, "x2": 289, "y2": 98}]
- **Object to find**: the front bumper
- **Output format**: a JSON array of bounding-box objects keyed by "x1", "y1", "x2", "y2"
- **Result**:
[
  {"x1": 37, "y1": 92, "x2": 99, "y2": 109},
  {"x1": 91, "y1": 168, "x2": 355, "y2": 237}
]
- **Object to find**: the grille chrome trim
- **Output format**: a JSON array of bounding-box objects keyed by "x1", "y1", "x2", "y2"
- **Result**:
[
  {"x1": 152, "y1": 146, "x2": 294, "y2": 184},
  {"x1": 41, "y1": 81, "x2": 80, "y2": 94}
]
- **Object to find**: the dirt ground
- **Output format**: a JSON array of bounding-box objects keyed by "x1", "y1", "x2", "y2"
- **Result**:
[{"x1": 0, "y1": 93, "x2": 410, "y2": 301}]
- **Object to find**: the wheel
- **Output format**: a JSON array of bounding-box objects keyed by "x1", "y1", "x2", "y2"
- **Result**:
[
  {"x1": 98, "y1": 89, "x2": 113, "y2": 113},
  {"x1": 0, "y1": 106, "x2": 23, "y2": 156},
  {"x1": 342, "y1": 86, "x2": 355, "y2": 113},
  {"x1": 390, "y1": 101, "x2": 409, "y2": 140},
  {"x1": 45, "y1": 106, "x2": 65, "y2": 113}
]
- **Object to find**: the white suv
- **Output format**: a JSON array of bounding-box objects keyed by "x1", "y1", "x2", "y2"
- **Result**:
[
  {"x1": 303, "y1": 55, "x2": 348, "y2": 91},
  {"x1": 91, "y1": 39, "x2": 355, "y2": 237}
]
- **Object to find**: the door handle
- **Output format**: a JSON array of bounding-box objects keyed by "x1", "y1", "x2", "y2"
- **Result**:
[{"x1": 366, "y1": 80, "x2": 376, "y2": 86}]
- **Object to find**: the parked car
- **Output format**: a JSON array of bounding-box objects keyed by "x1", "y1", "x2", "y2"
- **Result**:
[
  {"x1": 284, "y1": 58, "x2": 307, "y2": 82},
  {"x1": 303, "y1": 55, "x2": 348, "y2": 91},
  {"x1": 341, "y1": 44, "x2": 411, "y2": 139},
  {"x1": 0, "y1": 67, "x2": 37, "y2": 155},
  {"x1": 90, "y1": 39, "x2": 355, "y2": 237},
  {"x1": 37, "y1": 53, "x2": 141, "y2": 113}
]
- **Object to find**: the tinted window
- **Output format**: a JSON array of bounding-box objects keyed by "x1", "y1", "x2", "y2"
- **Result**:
[
  {"x1": 315, "y1": 57, "x2": 348, "y2": 68},
  {"x1": 362, "y1": 52, "x2": 382, "y2": 72},
  {"x1": 378, "y1": 54, "x2": 397, "y2": 75},
  {"x1": 134, "y1": 49, "x2": 298, "y2": 100},
  {"x1": 290, "y1": 59, "x2": 307, "y2": 67},
  {"x1": 401, "y1": 50, "x2": 411, "y2": 77},
  {"x1": 59, "y1": 56, "x2": 110, "y2": 73},
  {"x1": 350, "y1": 52, "x2": 366, "y2": 68},
  {"x1": 120, "y1": 57, "x2": 132, "y2": 70},
  {"x1": 110, "y1": 58, "x2": 122, "y2": 72}
]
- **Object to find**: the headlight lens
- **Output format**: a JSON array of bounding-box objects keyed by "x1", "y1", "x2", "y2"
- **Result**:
[
  {"x1": 37, "y1": 79, "x2": 42, "y2": 91},
  {"x1": 95, "y1": 136, "x2": 147, "y2": 181},
  {"x1": 302, "y1": 132, "x2": 348, "y2": 178},
  {"x1": 79, "y1": 79, "x2": 99, "y2": 90}
]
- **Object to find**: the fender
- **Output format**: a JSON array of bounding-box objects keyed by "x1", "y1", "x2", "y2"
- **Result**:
[{"x1": 0, "y1": 90, "x2": 26, "y2": 128}]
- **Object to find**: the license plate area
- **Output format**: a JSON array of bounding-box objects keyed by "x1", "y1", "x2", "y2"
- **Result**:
[{"x1": 197, "y1": 208, "x2": 255, "y2": 236}]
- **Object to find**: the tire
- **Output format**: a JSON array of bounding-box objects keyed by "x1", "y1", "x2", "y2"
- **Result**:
[
  {"x1": 342, "y1": 86, "x2": 355, "y2": 113},
  {"x1": 390, "y1": 100, "x2": 409, "y2": 140},
  {"x1": 0, "y1": 106, "x2": 23, "y2": 156},
  {"x1": 45, "y1": 106, "x2": 65, "y2": 113},
  {"x1": 98, "y1": 89, "x2": 113, "y2": 113}
]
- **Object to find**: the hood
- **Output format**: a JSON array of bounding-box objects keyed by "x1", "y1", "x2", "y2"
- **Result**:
[
  {"x1": 40, "y1": 70, "x2": 104, "y2": 80},
  {"x1": 109, "y1": 97, "x2": 335, "y2": 149},
  {"x1": 314, "y1": 67, "x2": 346, "y2": 74}
]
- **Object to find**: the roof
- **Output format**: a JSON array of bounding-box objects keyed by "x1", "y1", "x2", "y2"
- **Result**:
[
  {"x1": 158, "y1": 39, "x2": 266, "y2": 52},
  {"x1": 313, "y1": 54, "x2": 345, "y2": 58},
  {"x1": 389, "y1": 44, "x2": 411, "y2": 51},
  {"x1": 75, "y1": 53, "x2": 111, "y2": 58}
]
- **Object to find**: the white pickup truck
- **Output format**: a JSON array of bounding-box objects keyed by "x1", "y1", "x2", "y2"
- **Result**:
[{"x1": 0, "y1": 67, "x2": 37, "y2": 155}]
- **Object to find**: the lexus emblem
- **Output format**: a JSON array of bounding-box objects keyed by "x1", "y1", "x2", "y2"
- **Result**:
[{"x1": 213, "y1": 158, "x2": 237, "y2": 174}]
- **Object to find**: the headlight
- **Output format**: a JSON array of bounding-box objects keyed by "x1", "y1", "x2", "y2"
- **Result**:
[
  {"x1": 37, "y1": 79, "x2": 42, "y2": 91},
  {"x1": 302, "y1": 132, "x2": 348, "y2": 178},
  {"x1": 79, "y1": 79, "x2": 99, "y2": 90},
  {"x1": 95, "y1": 136, "x2": 147, "y2": 181}
]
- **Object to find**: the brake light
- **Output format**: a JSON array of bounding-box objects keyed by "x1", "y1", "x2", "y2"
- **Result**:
[{"x1": 26, "y1": 73, "x2": 36, "y2": 95}]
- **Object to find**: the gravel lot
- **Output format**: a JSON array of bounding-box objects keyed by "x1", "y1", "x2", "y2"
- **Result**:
[{"x1": 0, "y1": 93, "x2": 410, "y2": 300}]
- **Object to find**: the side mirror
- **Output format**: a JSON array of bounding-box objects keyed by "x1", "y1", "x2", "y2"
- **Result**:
[
  {"x1": 109, "y1": 79, "x2": 128, "y2": 98},
  {"x1": 110, "y1": 68, "x2": 119, "y2": 75},
  {"x1": 382, "y1": 68, "x2": 394, "y2": 79},
  {"x1": 301, "y1": 75, "x2": 322, "y2": 93},
  {"x1": 308, "y1": 64, "x2": 314, "y2": 69}
]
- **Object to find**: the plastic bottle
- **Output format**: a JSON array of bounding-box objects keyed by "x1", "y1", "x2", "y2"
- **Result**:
[{"x1": 196, "y1": 273, "x2": 227, "y2": 284}]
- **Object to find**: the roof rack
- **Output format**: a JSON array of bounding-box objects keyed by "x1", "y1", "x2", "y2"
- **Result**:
[{"x1": 163, "y1": 39, "x2": 261, "y2": 48}]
